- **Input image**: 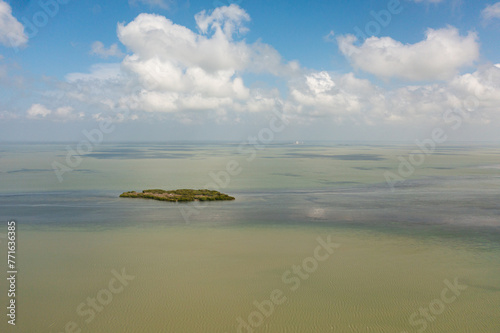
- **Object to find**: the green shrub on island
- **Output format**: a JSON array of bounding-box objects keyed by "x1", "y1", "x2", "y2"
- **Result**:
[{"x1": 119, "y1": 189, "x2": 235, "y2": 202}]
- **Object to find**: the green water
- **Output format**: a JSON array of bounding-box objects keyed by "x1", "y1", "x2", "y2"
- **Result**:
[{"x1": 0, "y1": 143, "x2": 499, "y2": 332}]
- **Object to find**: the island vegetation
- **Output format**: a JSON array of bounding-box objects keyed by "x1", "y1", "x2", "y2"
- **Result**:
[{"x1": 119, "y1": 189, "x2": 235, "y2": 202}]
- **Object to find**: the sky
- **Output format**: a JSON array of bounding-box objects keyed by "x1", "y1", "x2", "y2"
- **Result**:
[{"x1": 0, "y1": 0, "x2": 499, "y2": 142}]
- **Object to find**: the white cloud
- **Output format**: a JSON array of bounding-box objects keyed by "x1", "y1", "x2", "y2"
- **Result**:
[
  {"x1": 109, "y1": 5, "x2": 296, "y2": 114},
  {"x1": 128, "y1": 0, "x2": 171, "y2": 9},
  {"x1": 0, "y1": 0, "x2": 27, "y2": 48},
  {"x1": 482, "y1": 2, "x2": 500, "y2": 22},
  {"x1": 66, "y1": 63, "x2": 122, "y2": 82},
  {"x1": 306, "y1": 71, "x2": 335, "y2": 94},
  {"x1": 284, "y1": 64, "x2": 500, "y2": 126},
  {"x1": 25, "y1": 7, "x2": 500, "y2": 133},
  {"x1": 53, "y1": 106, "x2": 76, "y2": 118},
  {"x1": 449, "y1": 64, "x2": 500, "y2": 110},
  {"x1": 90, "y1": 41, "x2": 124, "y2": 58},
  {"x1": 288, "y1": 72, "x2": 384, "y2": 119},
  {"x1": 194, "y1": 4, "x2": 250, "y2": 37},
  {"x1": 117, "y1": 12, "x2": 248, "y2": 73},
  {"x1": 338, "y1": 26, "x2": 479, "y2": 81},
  {"x1": 27, "y1": 104, "x2": 83, "y2": 121},
  {"x1": 27, "y1": 104, "x2": 52, "y2": 118}
]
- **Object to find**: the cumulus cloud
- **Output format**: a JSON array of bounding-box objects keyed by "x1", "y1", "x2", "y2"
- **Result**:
[
  {"x1": 90, "y1": 41, "x2": 124, "y2": 58},
  {"x1": 0, "y1": 0, "x2": 27, "y2": 48},
  {"x1": 27, "y1": 104, "x2": 52, "y2": 118},
  {"x1": 288, "y1": 71, "x2": 385, "y2": 120},
  {"x1": 449, "y1": 64, "x2": 500, "y2": 112},
  {"x1": 195, "y1": 4, "x2": 250, "y2": 37},
  {"x1": 284, "y1": 64, "x2": 500, "y2": 126},
  {"x1": 482, "y1": 2, "x2": 500, "y2": 22},
  {"x1": 338, "y1": 26, "x2": 479, "y2": 81},
  {"x1": 27, "y1": 104, "x2": 83, "y2": 121},
  {"x1": 25, "y1": 6, "x2": 500, "y2": 131},
  {"x1": 306, "y1": 72, "x2": 335, "y2": 94},
  {"x1": 50, "y1": 6, "x2": 294, "y2": 121},
  {"x1": 108, "y1": 5, "x2": 297, "y2": 114},
  {"x1": 117, "y1": 10, "x2": 249, "y2": 73}
]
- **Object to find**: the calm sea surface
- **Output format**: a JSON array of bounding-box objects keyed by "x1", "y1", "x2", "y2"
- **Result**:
[{"x1": 0, "y1": 143, "x2": 499, "y2": 332}]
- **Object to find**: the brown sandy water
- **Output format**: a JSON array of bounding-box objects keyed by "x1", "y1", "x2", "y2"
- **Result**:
[{"x1": 1, "y1": 225, "x2": 498, "y2": 333}]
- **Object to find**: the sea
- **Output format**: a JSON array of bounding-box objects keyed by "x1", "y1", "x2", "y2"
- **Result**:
[{"x1": 0, "y1": 142, "x2": 499, "y2": 332}]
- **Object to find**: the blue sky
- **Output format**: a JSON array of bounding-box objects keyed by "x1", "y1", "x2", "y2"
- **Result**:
[{"x1": 0, "y1": 0, "x2": 500, "y2": 141}]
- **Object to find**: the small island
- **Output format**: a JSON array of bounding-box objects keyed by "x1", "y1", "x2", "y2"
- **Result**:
[{"x1": 119, "y1": 189, "x2": 235, "y2": 202}]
